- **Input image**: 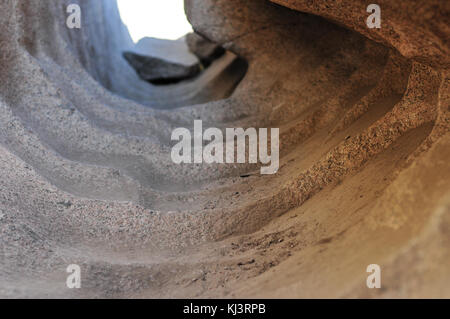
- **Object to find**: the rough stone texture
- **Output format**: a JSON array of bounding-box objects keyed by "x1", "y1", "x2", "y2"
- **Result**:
[
  {"x1": 0, "y1": 0, "x2": 449, "y2": 298},
  {"x1": 186, "y1": 32, "x2": 226, "y2": 67},
  {"x1": 269, "y1": 0, "x2": 450, "y2": 69},
  {"x1": 123, "y1": 52, "x2": 201, "y2": 84}
]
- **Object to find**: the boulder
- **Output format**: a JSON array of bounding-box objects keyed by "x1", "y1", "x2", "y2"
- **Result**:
[
  {"x1": 133, "y1": 36, "x2": 199, "y2": 66},
  {"x1": 123, "y1": 51, "x2": 201, "y2": 84},
  {"x1": 186, "y1": 32, "x2": 225, "y2": 67}
]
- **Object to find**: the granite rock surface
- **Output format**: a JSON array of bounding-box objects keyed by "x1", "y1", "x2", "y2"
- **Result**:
[{"x1": 0, "y1": 0, "x2": 448, "y2": 298}]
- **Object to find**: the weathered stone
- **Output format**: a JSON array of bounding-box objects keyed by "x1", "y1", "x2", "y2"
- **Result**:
[
  {"x1": 123, "y1": 51, "x2": 201, "y2": 84},
  {"x1": 186, "y1": 32, "x2": 225, "y2": 67},
  {"x1": 133, "y1": 36, "x2": 199, "y2": 66},
  {"x1": 0, "y1": 0, "x2": 448, "y2": 299},
  {"x1": 269, "y1": 0, "x2": 450, "y2": 69}
]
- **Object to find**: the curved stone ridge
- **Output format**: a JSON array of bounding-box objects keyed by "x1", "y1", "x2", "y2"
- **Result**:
[{"x1": 0, "y1": 0, "x2": 448, "y2": 298}]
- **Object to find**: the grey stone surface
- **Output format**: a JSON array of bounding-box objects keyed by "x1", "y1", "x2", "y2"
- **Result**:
[
  {"x1": 123, "y1": 52, "x2": 201, "y2": 84},
  {"x1": 0, "y1": 0, "x2": 448, "y2": 298},
  {"x1": 186, "y1": 32, "x2": 225, "y2": 67},
  {"x1": 134, "y1": 36, "x2": 199, "y2": 66}
]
